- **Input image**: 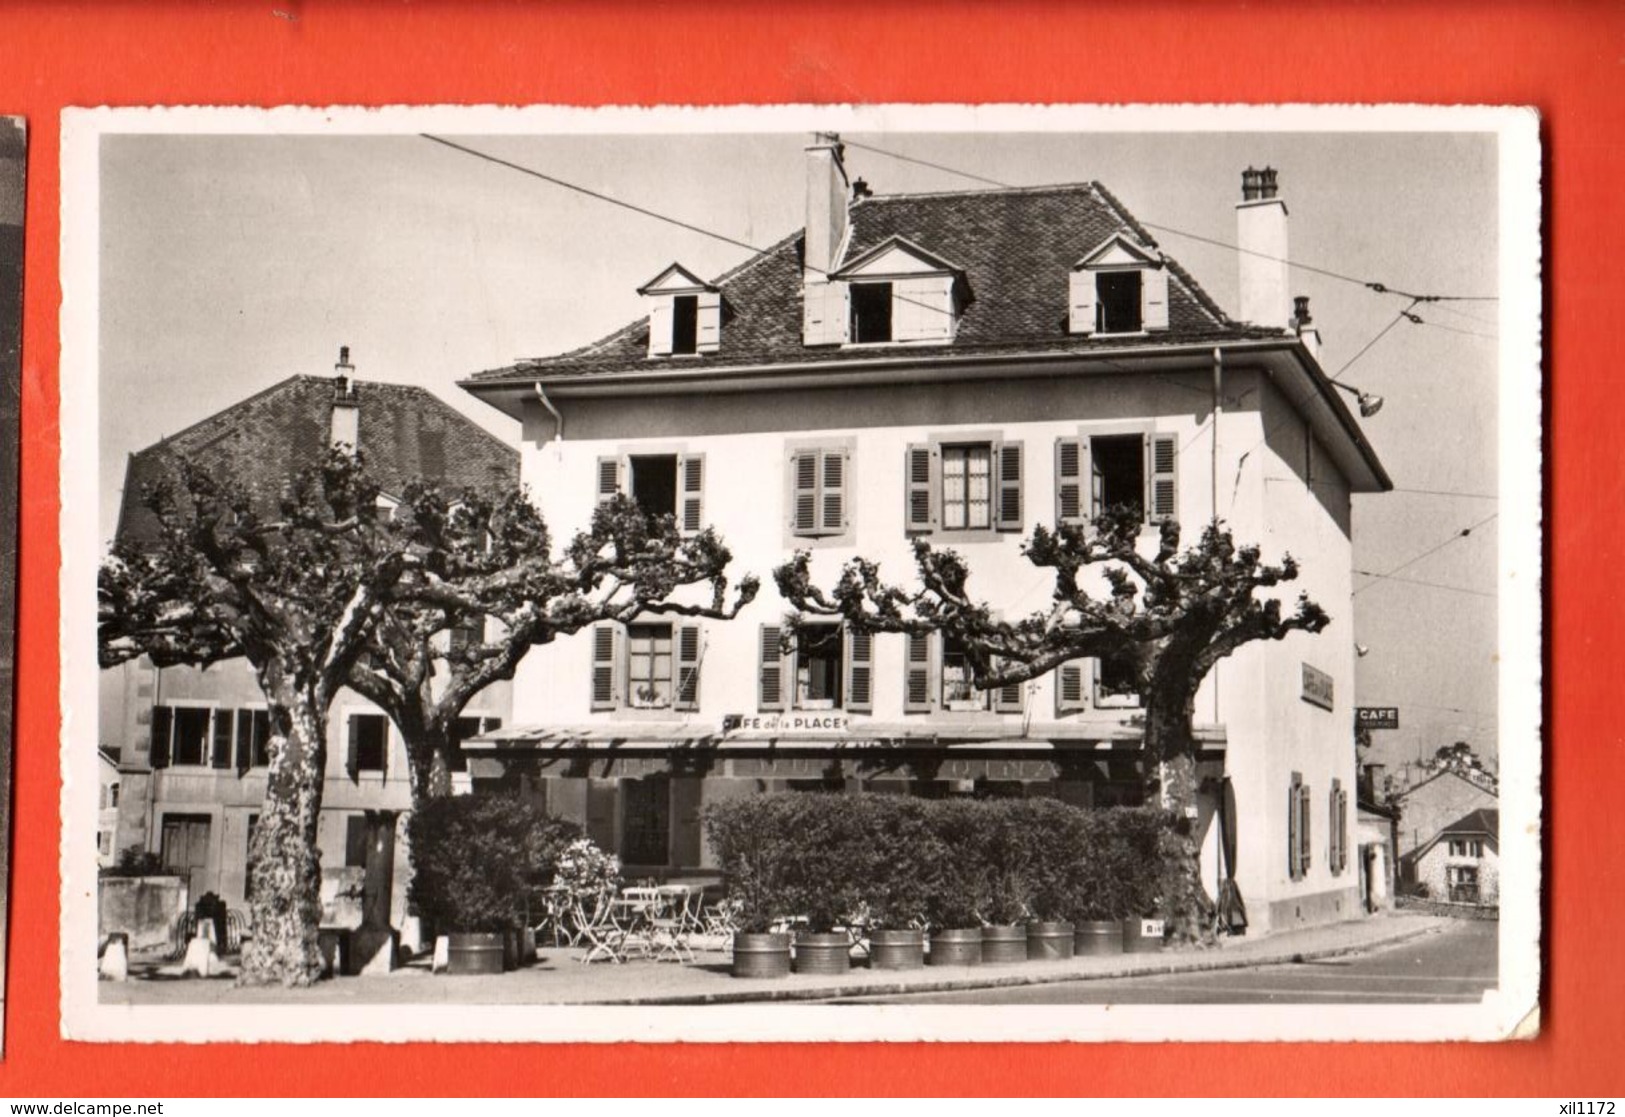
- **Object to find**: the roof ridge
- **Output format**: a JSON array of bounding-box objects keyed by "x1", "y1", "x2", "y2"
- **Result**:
[
  {"x1": 133, "y1": 374, "x2": 308, "y2": 459},
  {"x1": 860, "y1": 181, "x2": 1099, "y2": 203}
]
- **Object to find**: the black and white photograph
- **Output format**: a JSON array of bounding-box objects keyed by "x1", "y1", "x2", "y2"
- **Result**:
[{"x1": 60, "y1": 104, "x2": 1540, "y2": 1043}]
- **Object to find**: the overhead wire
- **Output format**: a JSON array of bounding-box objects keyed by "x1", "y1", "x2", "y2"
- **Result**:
[{"x1": 1352, "y1": 513, "x2": 1499, "y2": 595}]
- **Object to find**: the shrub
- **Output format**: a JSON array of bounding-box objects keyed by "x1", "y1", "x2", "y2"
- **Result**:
[
  {"x1": 920, "y1": 799, "x2": 993, "y2": 929},
  {"x1": 702, "y1": 794, "x2": 801, "y2": 933},
  {"x1": 408, "y1": 794, "x2": 581, "y2": 934},
  {"x1": 100, "y1": 845, "x2": 166, "y2": 878}
]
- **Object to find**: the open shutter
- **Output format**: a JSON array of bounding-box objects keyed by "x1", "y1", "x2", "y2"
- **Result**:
[
  {"x1": 1090, "y1": 441, "x2": 1106, "y2": 519},
  {"x1": 210, "y1": 709, "x2": 233, "y2": 769},
  {"x1": 758, "y1": 624, "x2": 786, "y2": 712},
  {"x1": 595, "y1": 456, "x2": 623, "y2": 506},
  {"x1": 820, "y1": 448, "x2": 848, "y2": 534},
  {"x1": 1141, "y1": 264, "x2": 1169, "y2": 331},
  {"x1": 1147, "y1": 434, "x2": 1178, "y2": 524},
  {"x1": 904, "y1": 444, "x2": 937, "y2": 533},
  {"x1": 894, "y1": 277, "x2": 955, "y2": 342},
  {"x1": 695, "y1": 290, "x2": 722, "y2": 353},
  {"x1": 994, "y1": 440, "x2": 1023, "y2": 531},
  {"x1": 674, "y1": 623, "x2": 702, "y2": 711},
  {"x1": 803, "y1": 280, "x2": 848, "y2": 346},
  {"x1": 1068, "y1": 269, "x2": 1097, "y2": 335},
  {"x1": 1339, "y1": 788, "x2": 1350, "y2": 872},
  {"x1": 903, "y1": 631, "x2": 934, "y2": 713},
  {"x1": 678, "y1": 453, "x2": 705, "y2": 533},
  {"x1": 1055, "y1": 437, "x2": 1085, "y2": 525},
  {"x1": 845, "y1": 627, "x2": 874, "y2": 714},
  {"x1": 345, "y1": 715, "x2": 361, "y2": 781},
  {"x1": 1287, "y1": 773, "x2": 1302, "y2": 880},
  {"x1": 234, "y1": 709, "x2": 253, "y2": 774},
  {"x1": 648, "y1": 299, "x2": 674, "y2": 357},
  {"x1": 1301, "y1": 783, "x2": 1313, "y2": 875},
  {"x1": 1055, "y1": 662, "x2": 1087, "y2": 714},
  {"x1": 789, "y1": 450, "x2": 818, "y2": 535},
  {"x1": 1329, "y1": 781, "x2": 1342, "y2": 875},
  {"x1": 149, "y1": 705, "x2": 172, "y2": 769},
  {"x1": 590, "y1": 624, "x2": 620, "y2": 711}
]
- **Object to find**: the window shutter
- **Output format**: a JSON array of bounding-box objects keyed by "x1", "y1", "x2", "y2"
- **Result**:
[
  {"x1": 758, "y1": 624, "x2": 786, "y2": 712},
  {"x1": 993, "y1": 663, "x2": 1023, "y2": 714},
  {"x1": 150, "y1": 705, "x2": 172, "y2": 769},
  {"x1": 1328, "y1": 781, "x2": 1339, "y2": 875},
  {"x1": 1068, "y1": 269, "x2": 1097, "y2": 335},
  {"x1": 596, "y1": 456, "x2": 623, "y2": 506},
  {"x1": 674, "y1": 623, "x2": 702, "y2": 711},
  {"x1": 648, "y1": 299, "x2": 674, "y2": 357},
  {"x1": 590, "y1": 624, "x2": 619, "y2": 711},
  {"x1": 904, "y1": 631, "x2": 934, "y2": 713},
  {"x1": 845, "y1": 627, "x2": 874, "y2": 714},
  {"x1": 789, "y1": 450, "x2": 818, "y2": 535},
  {"x1": 1288, "y1": 774, "x2": 1302, "y2": 880},
  {"x1": 1055, "y1": 437, "x2": 1085, "y2": 525},
  {"x1": 1055, "y1": 662, "x2": 1087, "y2": 714},
  {"x1": 1090, "y1": 440, "x2": 1106, "y2": 520},
  {"x1": 695, "y1": 290, "x2": 722, "y2": 353},
  {"x1": 1301, "y1": 784, "x2": 1312, "y2": 874},
  {"x1": 252, "y1": 711, "x2": 270, "y2": 768},
  {"x1": 803, "y1": 280, "x2": 848, "y2": 346},
  {"x1": 678, "y1": 453, "x2": 705, "y2": 533},
  {"x1": 1340, "y1": 789, "x2": 1349, "y2": 872},
  {"x1": 821, "y1": 448, "x2": 848, "y2": 534},
  {"x1": 994, "y1": 440, "x2": 1023, "y2": 531},
  {"x1": 345, "y1": 715, "x2": 361, "y2": 781},
  {"x1": 1141, "y1": 264, "x2": 1169, "y2": 331},
  {"x1": 904, "y1": 444, "x2": 937, "y2": 533},
  {"x1": 1147, "y1": 434, "x2": 1178, "y2": 524},
  {"x1": 234, "y1": 709, "x2": 253, "y2": 774},
  {"x1": 210, "y1": 709, "x2": 233, "y2": 769},
  {"x1": 893, "y1": 277, "x2": 955, "y2": 342}
]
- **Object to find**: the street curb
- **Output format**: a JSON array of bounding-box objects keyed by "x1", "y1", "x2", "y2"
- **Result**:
[{"x1": 586, "y1": 920, "x2": 1448, "y2": 1006}]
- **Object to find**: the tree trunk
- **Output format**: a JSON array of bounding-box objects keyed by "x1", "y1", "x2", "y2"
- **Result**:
[
  {"x1": 403, "y1": 713, "x2": 455, "y2": 802},
  {"x1": 239, "y1": 690, "x2": 329, "y2": 986},
  {"x1": 1142, "y1": 677, "x2": 1212, "y2": 947}
]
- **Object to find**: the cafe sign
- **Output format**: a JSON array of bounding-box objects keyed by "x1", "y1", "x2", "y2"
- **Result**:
[
  {"x1": 1300, "y1": 663, "x2": 1334, "y2": 711},
  {"x1": 1356, "y1": 706, "x2": 1400, "y2": 730},
  {"x1": 721, "y1": 712, "x2": 850, "y2": 734}
]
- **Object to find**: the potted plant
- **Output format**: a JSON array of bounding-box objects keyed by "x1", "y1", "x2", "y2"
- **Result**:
[
  {"x1": 980, "y1": 802, "x2": 1035, "y2": 964},
  {"x1": 863, "y1": 796, "x2": 933, "y2": 970},
  {"x1": 1115, "y1": 806, "x2": 1172, "y2": 954},
  {"x1": 924, "y1": 801, "x2": 990, "y2": 967},
  {"x1": 704, "y1": 796, "x2": 795, "y2": 978},
  {"x1": 778, "y1": 793, "x2": 864, "y2": 976},
  {"x1": 1022, "y1": 799, "x2": 1078, "y2": 961}
]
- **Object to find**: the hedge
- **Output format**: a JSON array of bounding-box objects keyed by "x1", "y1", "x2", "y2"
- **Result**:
[{"x1": 703, "y1": 793, "x2": 1173, "y2": 933}]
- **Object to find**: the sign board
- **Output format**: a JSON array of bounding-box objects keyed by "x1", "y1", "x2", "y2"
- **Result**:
[
  {"x1": 721, "y1": 712, "x2": 850, "y2": 734},
  {"x1": 1139, "y1": 919, "x2": 1165, "y2": 938},
  {"x1": 1301, "y1": 663, "x2": 1335, "y2": 711},
  {"x1": 1356, "y1": 706, "x2": 1400, "y2": 730}
]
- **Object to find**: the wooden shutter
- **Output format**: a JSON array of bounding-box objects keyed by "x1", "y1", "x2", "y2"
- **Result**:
[
  {"x1": 803, "y1": 280, "x2": 848, "y2": 346},
  {"x1": 234, "y1": 709, "x2": 253, "y2": 774},
  {"x1": 993, "y1": 665, "x2": 1023, "y2": 713},
  {"x1": 821, "y1": 448, "x2": 848, "y2": 534},
  {"x1": 1328, "y1": 781, "x2": 1342, "y2": 875},
  {"x1": 1056, "y1": 662, "x2": 1087, "y2": 714},
  {"x1": 149, "y1": 705, "x2": 172, "y2": 769},
  {"x1": 1141, "y1": 264, "x2": 1169, "y2": 331},
  {"x1": 1288, "y1": 773, "x2": 1303, "y2": 880},
  {"x1": 210, "y1": 709, "x2": 233, "y2": 769},
  {"x1": 894, "y1": 277, "x2": 955, "y2": 342},
  {"x1": 674, "y1": 623, "x2": 702, "y2": 711},
  {"x1": 903, "y1": 631, "x2": 934, "y2": 713},
  {"x1": 1301, "y1": 782, "x2": 1313, "y2": 875},
  {"x1": 789, "y1": 449, "x2": 818, "y2": 535},
  {"x1": 994, "y1": 440, "x2": 1023, "y2": 531},
  {"x1": 845, "y1": 627, "x2": 874, "y2": 714},
  {"x1": 1068, "y1": 269, "x2": 1097, "y2": 335},
  {"x1": 904, "y1": 444, "x2": 937, "y2": 532},
  {"x1": 678, "y1": 453, "x2": 705, "y2": 533},
  {"x1": 648, "y1": 299, "x2": 674, "y2": 357},
  {"x1": 345, "y1": 715, "x2": 361, "y2": 781},
  {"x1": 595, "y1": 456, "x2": 623, "y2": 505},
  {"x1": 695, "y1": 290, "x2": 722, "y2": 353},
  {"x1": 758, "y1": 624, "x2": 786, "y2": 712},
  {"x1": 1147, "y1": 434, "x2": 1178, "y2": 524},
  {"x1": 1339, "y1": 788, "x2": 1349, "y2": 872},
  {"x1": 590, "y1": 624, "x2": 620, "y2": 711},
  {"x1": 1090, "y1": 441, "x2": 1106, "y2": 519},
  {"x1": 1055, "y1": 437, "x2": 1086, "y2": 525}
]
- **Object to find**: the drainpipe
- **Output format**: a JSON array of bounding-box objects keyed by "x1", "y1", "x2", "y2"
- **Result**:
[
  {"x1": 1211, "y1": 348, "x2": 1223, "y2": 725},
  {"x1": 533, "y1": 381, "x2": 564, "y2": 442}
]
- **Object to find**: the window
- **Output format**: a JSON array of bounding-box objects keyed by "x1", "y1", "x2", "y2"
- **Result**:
[
  {"x1": 1054, "y1": 432, "x2": 1178, "y2": 527},
  {"x1": 627, "y1": 624, "x2": 674, "y2": 709},
  {"x1": 347, "y1": 714, "x2": 389, "y2": 776},
  {"x1": 850, "y1": 282, "x2": 893, "y2": 343},
  {"x1": 622, "y1": 776, "x2": 671, "y2": 867},
  {"x1": 795, "y1": 624, "x2": 843, "y2": 709},
  {"x1": 941, "y1": 634, "x2": 983, "y2": 710},
  {"x1": 629, "y1": 455, "x2": 678, "y2": 519},
  {"x1": 671, "y1": 294, "x2": 699, "y2": 355},
  {"x1": 149, "y1": 704, "x2": 232, "y2": 769},
  {"x1": 598, "y1": 452, "x2": 705, "y2": 532},
  {"x1": 590, "y1": 622, "x2": 702, "y2": 712},
  {"x1": 1447, "y1": 865, "x2": 1480, "y2": 904},
  {"x1": 1094, "y1": 270, "x2": 1143, "y2": 333},
  {"x1": 941, "y1": 444, "x2": 993, "y2": 531},
  {"x1": 1448, "y1": 839, "x2": 1485, "y2": 858},
  {"x1": 170, "y1": 707, "x2": 211, "y2": 766},
  {"x1": 758, "y1": 622, "x2": 872, "y2": 714},
  {"x1": 1094, "y1": 651, "x2": 1141, "y2": 709},
  {"x1": 448, "y1": 617, "x2": 484, "y2": 657},
  {"x1": 900, "y1": 632, "x2": 1022, "y2": 714},
  {"x1": 98, "y1": 831, "x2": 112, "y2": 857},
  {"x1": 788, "y1": 446, "x2": 850, "y2": 539},
  {"x1": 1288, "y1": 773, "x2": 1312, "y2": 880},
  {"x1": 234, "y1": 707, "x2": 271, "y2": 770},
  {"x1": 904, "y1": 439, "x2": 1023, "y2": 535},
  {"x1": 101, "y1": 783, "x2": 120, "y2": 810}
]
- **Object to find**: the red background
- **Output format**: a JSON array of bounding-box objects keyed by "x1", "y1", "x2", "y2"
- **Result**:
[{"x1": 1, "y1": 0, "x2": 1618, "y2": 1096}]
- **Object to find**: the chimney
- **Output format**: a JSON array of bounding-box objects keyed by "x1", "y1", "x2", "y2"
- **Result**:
[
  {"x1": 331, "y1": 345, "x2": 359, "y2": 451},
  {"x1": 1292, "y1": 295, "x2": 1322, "y2": 359},
  {"x1": 804, "y1": 132, "x2": 850, "y2": 280},
  {"x1": 1236, "y1": 165, "x2": 1291, "y2": 329}
]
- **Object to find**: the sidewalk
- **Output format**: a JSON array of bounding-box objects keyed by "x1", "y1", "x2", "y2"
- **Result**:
[{"x1": 101, "y1": 912, "x2": 1451, "y2": 1007}]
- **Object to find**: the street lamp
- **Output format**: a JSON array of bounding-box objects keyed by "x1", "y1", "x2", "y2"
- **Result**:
[{"x1": 1331, "y1": 379, "x2": 1384, "y2": 418}]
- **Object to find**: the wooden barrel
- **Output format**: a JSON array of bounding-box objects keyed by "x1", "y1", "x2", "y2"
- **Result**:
[
  {"x1": 928, "y1": 927, "x2": 983, "y2": 967},
  {"x1": 1027, "y1": 920, "x2": 1075, "y2": 961},
  {"x1": 1121, "y1": 917, "x2": 1167, "y2": 954},
  {"x1": 981, "y1": 924, "x2": 1028, "y2": 964},
  {"x1": 869, "y1": 929, "x2": 926, "y2": 970},
  {"x1": 793, "y1": 932, "x2": 852, "y2": 975},
  {"x1": 732, "y1": 932, "x2": 792, "y2": 978},
  {"x1": 1074, "y1": 920, "x2": 1123, "y2": 956},
  {"x1": 445, "y1": 932, "x2": 505, "y2": 975}
]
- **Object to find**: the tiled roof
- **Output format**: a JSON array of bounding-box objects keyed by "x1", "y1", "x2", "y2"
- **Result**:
[
  {"x1": 115, "y1": 375, "x2": 518, "y2": 548},
  {"x1": 466, "y1": 183, "x2": 1277, "y2": 384},
  {"x1": 1438, "y1": 807, "x2": 1499, "y2": 838}
]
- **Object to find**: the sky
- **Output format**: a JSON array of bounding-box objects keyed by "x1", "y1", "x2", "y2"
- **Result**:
[{"x1": 96, "y1": 120, "x2": 1508, "y2": 774}]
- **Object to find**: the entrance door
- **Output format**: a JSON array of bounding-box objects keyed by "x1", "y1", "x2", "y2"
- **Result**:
[
  {"x1": 160, "y1": 813, "x2": 212, "y2": 898},
  {"x1": 621, "y1": 777, "x2": 671, "y2": 869}
]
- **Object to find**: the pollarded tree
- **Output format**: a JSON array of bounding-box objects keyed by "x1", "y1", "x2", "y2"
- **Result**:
[
  {"x1": 775, "y1": 507, "x2": 1330, "y2": 944},
  {"x1": 341, "y1": 486, "x2": 758, "y2": 802}
]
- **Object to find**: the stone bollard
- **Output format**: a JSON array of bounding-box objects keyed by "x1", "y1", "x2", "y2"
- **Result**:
[
  {"x1": 99, "y1": 933, "x2": 129, "y2": 982},
  {"x1": 431, "y1": 935, "x2": 450, "y2": 974},
  {"x1": 180, "y1": 924, "x2": 220, "y2": 977}
]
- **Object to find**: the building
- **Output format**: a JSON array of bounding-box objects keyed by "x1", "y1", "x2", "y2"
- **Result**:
[
  {"x1": 103, "y1": 358, "x2": 518, "y2": 934},
  {"x1": 1400, "y1": 807, "x2": 1499, "y2": 904},
  {"x1": 459, "y1": 136, "x2": 1392, "y2": 935},
  {"x1": 97, "y1": 749, "x2": 121, "y2": 868},
  {"x1": 1391, "y1": 766, "x2": 1499, "y2": 862}
]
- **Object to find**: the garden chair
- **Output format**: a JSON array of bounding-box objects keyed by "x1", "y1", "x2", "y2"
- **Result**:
[
  {"x1": 646, "y1": 885, "x2": 700, "y2": 964},
  {"x1": 574, "y1": 886, "x2": 629, "y2": 964}
]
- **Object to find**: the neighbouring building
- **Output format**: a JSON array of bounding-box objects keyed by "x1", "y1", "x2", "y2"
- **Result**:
[
  {"x1": 97, "y1": 748, "x2": 121, "y2": 869},
  {"x1": 1391, "y1": 766, "x2": 1500, "y2": 863},
  {"x1": 102, "y1": 357, "x2": 518, "y2": 937},
  {"x1": 459, "y1": 136, "x2": 1393, "y2": 935},
  {"x1": 1355, "y1": 763, "x2": 1399, "y2": 912},
  {"x1": 1400, "y1": 807, "x2": 1499, "y2": 905}
]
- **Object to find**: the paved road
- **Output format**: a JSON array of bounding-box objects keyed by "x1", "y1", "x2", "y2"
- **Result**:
[{"x1": 841, "y1": 919, "x2": 1498, "y2": 1004}]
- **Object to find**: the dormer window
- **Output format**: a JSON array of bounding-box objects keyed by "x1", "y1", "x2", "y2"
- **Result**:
[
  {"x1": 850, "y1": 282, "x2": 893, "y2": 343},
  {"x1": 638, "y1": 263, "x2": 721, "y2": 358},
  {"x1": 805, "y1": 236, "x2": 969, "y2": 347},
  {"x1": 1069, "y1": 233, "x2": 1169, "y2": 337}
]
